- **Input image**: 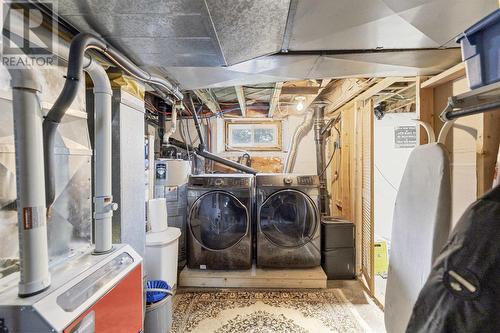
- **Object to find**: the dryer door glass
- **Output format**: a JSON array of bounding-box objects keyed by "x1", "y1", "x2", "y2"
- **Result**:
[
  {"x1": 189, "y1": 191, "x2": 248, "y2": 251},
  {"x1": 260, "y1": 189, "x2": 318, "y2": 247}
]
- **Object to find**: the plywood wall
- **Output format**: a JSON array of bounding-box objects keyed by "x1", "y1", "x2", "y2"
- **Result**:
[{"x1": 328, "y1": 105, "x2": 355, "y2": 221}]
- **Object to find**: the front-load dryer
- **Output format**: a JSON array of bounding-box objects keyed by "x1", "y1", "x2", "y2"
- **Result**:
[
  {"x1": 187, "y1": 174, "x2": 254, "y2": 270},
  {"x1": 256, "y1": 174, "x2": 321, "y2": 268}
]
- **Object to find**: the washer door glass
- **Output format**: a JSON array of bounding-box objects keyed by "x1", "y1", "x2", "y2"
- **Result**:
[
  {"x1": 189, "y1": 191, "x2": 248, "y2": 251},
  {"x1": 259, "y1": 189, "x2": 318, "y2": 248}
]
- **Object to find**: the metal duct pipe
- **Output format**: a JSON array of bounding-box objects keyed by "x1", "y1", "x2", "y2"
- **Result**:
[
  {"x1": 158, "y1": 101, "x2": 167, "y2": 144},
  {"x1": 8, "y1": 68, "x2": 51, "y2": 297},
  {"x1": 283, "y1": 110, "x2": 315, "y2": 172},
  {"x1": 196, "y1": 150, "x2": 257, "y2": 174},
  {"x1": 313, "y1": 105, "x2": 330, "y2": 215},
  {"x1": 168, "y1": 138, "x2": 257, "y2": 174},
  {"x1": 85, "y1": 59, "x2": 115, "y2": 254},
  {"x1": 43, "y1": 32, "x2": 182, "y2": 208}
]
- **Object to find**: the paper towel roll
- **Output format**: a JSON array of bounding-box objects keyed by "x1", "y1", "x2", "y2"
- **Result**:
[{"x1": 148, "y1": 198, "x2": 168, "y2": 232}]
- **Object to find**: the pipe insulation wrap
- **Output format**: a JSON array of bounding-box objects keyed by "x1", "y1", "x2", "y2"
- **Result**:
[{"x1": 9, "y1": 68, "x2": 51, "y2": 297}]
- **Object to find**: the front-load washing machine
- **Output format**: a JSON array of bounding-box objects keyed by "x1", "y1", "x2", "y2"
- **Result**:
[
  {"x1": 187, "y1": 174, "x2": 254, "y2": 270},
  {"x1": 256, "y1": 174, "x2": 321, "y2": 268}
]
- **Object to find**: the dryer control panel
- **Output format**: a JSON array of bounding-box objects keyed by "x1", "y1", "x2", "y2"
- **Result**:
[{"x1": 189, "y1": 175, "x2": 252, "y2": 188}]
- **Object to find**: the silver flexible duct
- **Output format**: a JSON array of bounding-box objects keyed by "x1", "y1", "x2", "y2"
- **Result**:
[{"x1": 283, "y1": 110, "x2": 315, "y2": 173}]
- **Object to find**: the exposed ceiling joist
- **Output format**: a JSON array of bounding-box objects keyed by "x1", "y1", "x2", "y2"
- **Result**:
[
  {"x1": 322, "y1": 78, "x2": 376, "y2": 114},
  {"x1": 268, "y1": 82, "x2": 284, "y2": 118},
  {"x1": 193, "y1": 89, "x2": 221, "y2": 114},
  {"x1": 375, "y1": 82, "x2": 417, "y2": 105},
  {"x1": 355, "y1": 77, "x2": 415, "y2": 102},
  {"x1": 281, "y1": 86, "x2": 320, "y2": 95},
  {"x1": 234, "y1": 85, "x2": 246, "y2": 117}
]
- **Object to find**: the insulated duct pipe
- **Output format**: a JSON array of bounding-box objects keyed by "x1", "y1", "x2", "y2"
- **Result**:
[
  {"x1": 313, "y1": 105, "x2": 330, "y2": 215},
  {"x1": 8, "y1": 68, "x2": 51, "y2": 297},
  {"x1": 43, "y1": 32, "x2": 182, "y2": 208},
  {"x1": 85, "y1": 59, "x2": 115, "y2": 254},
  {"x1": 283, "y1": 110, "x2": 315, "y2": 172}
]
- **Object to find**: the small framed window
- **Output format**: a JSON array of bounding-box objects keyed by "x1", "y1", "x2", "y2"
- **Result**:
[{"x1": 225, "y1": 120, "x2": 282, "y2": 151}]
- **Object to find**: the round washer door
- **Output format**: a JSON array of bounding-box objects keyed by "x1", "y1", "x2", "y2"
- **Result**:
[
  {"x1": 259, "y1": 189, "x2": 318, "y2": 248},
  {"x1": 189, "y1": 190, "x2": 249, "y2": 251}
]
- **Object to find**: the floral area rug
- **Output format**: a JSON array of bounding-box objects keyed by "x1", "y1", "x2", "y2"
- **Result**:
[{"x1": 171, "y1": 289, "x2": 371, "y2": 333}]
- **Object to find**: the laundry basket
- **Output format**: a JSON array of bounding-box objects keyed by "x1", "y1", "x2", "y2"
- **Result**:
[{"x1": 145, "y1": 280, "x2": 173, "y2": 333}]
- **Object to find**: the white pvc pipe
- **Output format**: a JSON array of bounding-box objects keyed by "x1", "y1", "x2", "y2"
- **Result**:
[
  {"x1": 84, "y1": 59, "x2": 116, "y2": 254},
  {"x1": 163, "y1": 106, "x2": 177, "y2": 144},
  {"x1": 8, "y1": 68, "x2": 51, "y2": 297}
]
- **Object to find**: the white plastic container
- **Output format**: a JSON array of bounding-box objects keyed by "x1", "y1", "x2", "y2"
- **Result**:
[
  {"x1": 147, "y1": 198, "x2": 168, "y2": 232},
  {"x1": 145, "y1": 227, "x2": 181, "y2": 288}
]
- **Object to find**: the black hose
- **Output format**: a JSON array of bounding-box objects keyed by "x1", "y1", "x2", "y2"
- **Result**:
[{"x1": 42, "y1": 32, "x2": 182, "y2": 207}]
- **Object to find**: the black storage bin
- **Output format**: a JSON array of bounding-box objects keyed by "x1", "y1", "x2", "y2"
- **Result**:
[
  {"x1": 322, "y1": 248, "x2": 355, "y2": 279},
  {"x1": 321, "y1": 217, "x2": 355, "y2": 250},
  {"x1": 321, "y1": 217, "x2": 355, "y2": 279}
]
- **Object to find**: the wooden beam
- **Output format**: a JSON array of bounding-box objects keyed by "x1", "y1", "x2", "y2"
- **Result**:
[
  {"x1": 281, "y1": 86, "x2": 320, "y2": 95},
  {"x1": 234, "y1": 85, "x2": 246, "y2": 117},
  {"x1": 322, "y1": 78, "x2": 375, "y2": 114},
  {"x1": 375, "y1": 82, "x2": 416, "y2": 105},
  {"x1": 420, "y1": 62, "x2": 466, "y2": 89},
  {"x1": 354, "y1": 77, "x2": 405, "y2": 102},
  {"x1": 268, "y1": 82, "x2": 283, "y2": 118},
  {"x1": 416, "y1": 76, "x2": 435, "y2": 144},
  {"x1": 193, "y1": 89, "x2": 221, "y2": 114}
]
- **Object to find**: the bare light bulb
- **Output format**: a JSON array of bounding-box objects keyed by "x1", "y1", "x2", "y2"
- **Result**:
[{"x1": 296, "y1": 101, "x2": 304, "y2": 111}]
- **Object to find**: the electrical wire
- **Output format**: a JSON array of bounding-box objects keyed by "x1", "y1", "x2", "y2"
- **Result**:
[
  {"x1": 375, "y1": 164, "x2": 398, "y2": 192},
  {"x1": 319, "y1": 145, "x2": 337, "y2": 177}
]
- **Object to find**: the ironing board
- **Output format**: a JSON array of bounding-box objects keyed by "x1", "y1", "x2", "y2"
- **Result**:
[{"x1": 384, "y1": 143, "x2": 451, "y2": 333}]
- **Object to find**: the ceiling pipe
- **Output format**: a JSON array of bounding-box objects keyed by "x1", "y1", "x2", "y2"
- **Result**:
[
  {"x1": 43, "y1": 32, "x2": 183, "y2": 208},
  {"x1": 8, "y1": 68, "x2": 51, "y2": 297},
  {"x1": 313, "y1": 104, "x2": 330, "y2": 216}
]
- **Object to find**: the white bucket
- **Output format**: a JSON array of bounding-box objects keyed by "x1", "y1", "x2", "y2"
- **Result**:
[
  {"x1": 145, "y1": 227, "x2": 181, "y2": 288},
  {"x1": 147, "y1": 198, "x2": 168, "y2": 232}
]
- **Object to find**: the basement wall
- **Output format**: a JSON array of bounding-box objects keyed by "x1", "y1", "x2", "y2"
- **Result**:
[{"x1": 211, "y1": 115, "x2": 318, "y2": 174}]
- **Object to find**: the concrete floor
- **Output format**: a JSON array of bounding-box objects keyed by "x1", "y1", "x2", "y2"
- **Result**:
[{"x1": 328, "y1": 280, "x2": 386, "y2": 333}]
